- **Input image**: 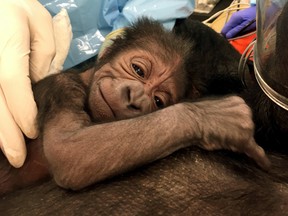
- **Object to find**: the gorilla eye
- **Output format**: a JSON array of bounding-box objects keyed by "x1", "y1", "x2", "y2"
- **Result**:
[
  {"x1": 132, "y1": 64, "x2": 145, "y2": 78},
  {"x1": 154, "y1": 96, "x2": 164, "y2": 108}
]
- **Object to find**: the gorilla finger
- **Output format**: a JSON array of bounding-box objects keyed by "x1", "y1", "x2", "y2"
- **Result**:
[{"x1": 245, "y1": 139, "x2": 271, "y2": 171}]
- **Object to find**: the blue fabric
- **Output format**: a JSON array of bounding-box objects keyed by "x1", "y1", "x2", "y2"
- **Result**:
[{"x1": 39, "y1": 0, "x2": 194, "y2": 69}]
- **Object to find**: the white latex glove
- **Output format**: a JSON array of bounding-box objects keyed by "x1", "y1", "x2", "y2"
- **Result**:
[
  {"x1": 0, "y1": 0, "x2": 72, "y2": 168},
  {"x1": 49, "y1": 8, "x2": 73, "y2": 74}
]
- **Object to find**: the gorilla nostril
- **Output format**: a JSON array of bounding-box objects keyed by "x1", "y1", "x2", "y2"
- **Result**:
[
  {"x1": 127, "y1": 87, "x2": 131, "y2": 102},
  {"x1": 127, "y1": 104, "x2": 140, "y2": 111},
  {"x1": 124, "y1": 83, "x2": 146, "y2": 112}
]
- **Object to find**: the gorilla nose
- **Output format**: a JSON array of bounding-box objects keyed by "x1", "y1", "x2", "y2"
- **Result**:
[
  {"x1": 122, "y1": 81, "x2": 151, "y2": 117},
  {"x1": 126, "y1": 85, "x2": 150, "y2": 113}
]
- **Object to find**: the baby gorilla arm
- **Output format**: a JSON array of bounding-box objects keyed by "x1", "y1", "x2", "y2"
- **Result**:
[{"x1": 34, "y1": 72, "x2": 270, "y2": 190}]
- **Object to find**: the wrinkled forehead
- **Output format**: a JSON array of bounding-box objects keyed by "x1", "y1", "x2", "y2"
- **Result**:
[{"x1": 129, "y1": 36, "x2": 184, "y2": 64}]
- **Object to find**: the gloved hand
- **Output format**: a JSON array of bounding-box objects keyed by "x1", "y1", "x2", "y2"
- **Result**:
[
  {"x1": 0, "y1": 0, "x2": 72, "y2": 168},
  {"x1": 221, "y1": 6, "x2": 256, "y2": 39}
]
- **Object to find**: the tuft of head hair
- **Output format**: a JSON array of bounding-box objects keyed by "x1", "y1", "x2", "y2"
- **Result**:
[{"x1": 99, "y1": 17, "x2": 191, "y2": 65}]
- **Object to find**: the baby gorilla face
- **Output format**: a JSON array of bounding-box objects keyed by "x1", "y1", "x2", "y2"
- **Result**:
[{"x1": 88, "y1": 48, "x2": 184, "y2": 122}]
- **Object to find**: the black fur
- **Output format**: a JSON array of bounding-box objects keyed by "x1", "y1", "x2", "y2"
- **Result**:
[
  {"x1": 174, "y1": 18, "x2": 288, "y2": 153},
  {"x1": 33, "y1": 72, "x2": 88, "y2": 135},
  {"x1": 173, "y1": 19, "x2": 244, "y2": 97}
]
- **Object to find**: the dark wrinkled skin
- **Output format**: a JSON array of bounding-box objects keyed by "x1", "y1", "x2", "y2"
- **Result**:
[
  {"x1": 1, "y1": 5, "x2": 288, "y2": 214},
  {"x1": 1, "y1": 147, "x2": 288, "y2": 216}
]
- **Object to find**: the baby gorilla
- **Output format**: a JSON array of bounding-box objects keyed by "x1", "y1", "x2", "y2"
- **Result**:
[{"x1": 0, "y1": 18, "x2": 269, "y2": 194}]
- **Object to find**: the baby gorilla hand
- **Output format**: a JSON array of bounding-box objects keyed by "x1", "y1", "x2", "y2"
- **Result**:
[{"x1": 182, "y1": 96, "x2": 271, "y2": 170}]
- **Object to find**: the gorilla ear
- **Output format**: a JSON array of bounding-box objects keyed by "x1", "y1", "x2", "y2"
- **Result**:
[{"x1": 97, "y1": 28, "x2": 126, "y2": 60}]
